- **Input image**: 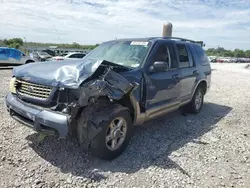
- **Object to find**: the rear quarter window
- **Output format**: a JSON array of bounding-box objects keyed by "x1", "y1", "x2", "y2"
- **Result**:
[{"x1": 193, "y1": 45, "x2": 209, "y2": 65}]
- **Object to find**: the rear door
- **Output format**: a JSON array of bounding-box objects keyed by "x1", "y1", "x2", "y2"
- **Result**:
[{"x1": 175, "y1": 43, "x2": 198, "y2": 103}]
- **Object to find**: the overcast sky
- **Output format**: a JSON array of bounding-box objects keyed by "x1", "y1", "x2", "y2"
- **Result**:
[{"x1": 1, "y1": 0, "x2": 250, "y2": 49}]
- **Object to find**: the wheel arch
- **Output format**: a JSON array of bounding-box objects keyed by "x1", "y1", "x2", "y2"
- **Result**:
[
  {"x1": 25, "y1": 59, "x2": 35, "y2": 64},
  {"x1": 92, "y1": 94, "x2": 139, "y2": 126},
  {"x1": 192, "y1": 80, "x2": 208, "y2": 97}
]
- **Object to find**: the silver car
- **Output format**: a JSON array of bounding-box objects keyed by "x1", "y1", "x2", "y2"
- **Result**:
[
  {"x1": 49, "y1": 52, "x2": 86, "y2": 61},
  {"x1": 0, "y1": 47, "x2": 35, "y2": 66}
]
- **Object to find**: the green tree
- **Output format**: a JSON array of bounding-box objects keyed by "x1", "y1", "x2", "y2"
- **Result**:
[
  {"x1": 72, "y1": 42, "x2": 80, "y2": 49},
  {"x1": 244, "y1": 50, "x2": 250, "y2": 58},
  {"x1": 8, "y1": 43, "x2": 21, "y2": 49},
  {"x1": 224, "y1": 50, "x2": 234, "y2": 57},
  {"x1": 3, "y1": 38, "x2": 24, "y2": 49},
  {"x1": 234, "y1": 49, "x2": 245, "y2": 58}
]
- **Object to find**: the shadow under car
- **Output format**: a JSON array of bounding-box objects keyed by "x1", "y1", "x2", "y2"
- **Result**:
[{"x1": 25, "y1": 102, "x2": 232, "y2": 181}]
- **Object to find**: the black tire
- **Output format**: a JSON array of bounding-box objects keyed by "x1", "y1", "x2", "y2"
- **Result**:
[
  {"x1": 186, "y1": 86, "x2": 204, "y2": 114},
  {"x1": 77, "y1": 103, "x2": 132, "y2": 160}
]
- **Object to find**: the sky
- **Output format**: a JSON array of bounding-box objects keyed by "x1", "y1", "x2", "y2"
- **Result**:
[{"x1": 1, "y1": 0, "x2": 250, "y2": 50}]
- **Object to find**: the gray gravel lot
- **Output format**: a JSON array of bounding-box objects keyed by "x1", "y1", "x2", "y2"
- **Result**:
[{"x1": 0, "y1": 63, "x2": 250, "y2": 188}]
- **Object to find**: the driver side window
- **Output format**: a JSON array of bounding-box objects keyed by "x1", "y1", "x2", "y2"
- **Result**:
[{"x1": 152, "y1": 44, "x2": 172, "y2": 69}]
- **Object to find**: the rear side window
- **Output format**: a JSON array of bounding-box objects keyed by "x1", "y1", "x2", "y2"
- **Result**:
[
  {"x1": 193, "y1": 45, "x2": 209, "y2": 65},
  {"x1": 176, "y1": 44, "x2": 190, "y2": 68},
  {"x1": 77, "y1": 54, "x2": 85, "y2": 58},
  {"x1": 69, "y1": 54, "x2": 79, "y2": 58}
]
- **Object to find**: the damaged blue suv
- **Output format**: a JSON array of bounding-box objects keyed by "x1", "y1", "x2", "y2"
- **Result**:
[{"x1": 5, "y1": 37, "x2": 211, "y2": 160}]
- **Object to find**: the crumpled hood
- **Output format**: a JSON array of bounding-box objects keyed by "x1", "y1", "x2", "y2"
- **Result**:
[{"x1": 13, "y1": 59, "x2": 103, "y2": 89}]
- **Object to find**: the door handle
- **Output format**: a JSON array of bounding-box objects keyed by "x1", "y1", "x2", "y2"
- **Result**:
[
  {"x1": 193, "y1": 70, "x2": 199, "y2": 75},
  {"x1": 172, "y1": 74, "x2": 180, "y2": 80}
]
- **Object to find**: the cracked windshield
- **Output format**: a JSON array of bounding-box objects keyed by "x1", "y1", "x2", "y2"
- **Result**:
[{"x1": 85, "y1": 40, "x2": 150, "y2": 68}]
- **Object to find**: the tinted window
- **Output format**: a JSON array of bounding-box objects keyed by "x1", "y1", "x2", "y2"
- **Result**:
[
  {"x1": 77, "y1": 54, "x2": 85, "y2": 58},
  {"x1": 176, "y1": 44, "x2": 190, "y2": 68},
  {"x1": 69, "y1": 54, "x2": 78, "y2": 58},
  {"x1": 193, "y1": 45, "x2": 209, "y2": 65},
  {"x1": 152, "y1": 44, "x2": 173, "y2": 69},
  {"x1": 38, "y1": 52, "x2": 48, "y2": 55}
]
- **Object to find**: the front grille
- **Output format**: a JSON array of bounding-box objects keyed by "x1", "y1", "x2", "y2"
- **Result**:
[{"x1": 16, "y1": 79, "x2": 52, "y2": 99}]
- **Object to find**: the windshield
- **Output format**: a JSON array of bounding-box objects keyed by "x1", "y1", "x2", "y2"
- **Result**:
[
  {"x1": 38, "y1": 52, "x2": 48, "y2": 55},
  {"x1": 83, "y1": 40, "x2": 151, "y2": 68}
]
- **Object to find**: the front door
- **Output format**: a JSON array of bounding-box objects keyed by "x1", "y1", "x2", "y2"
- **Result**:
[
  {"x1": 9, "y1": 49, "x2": 23, "y2": 65},
  {"x1": 144, "y1": 41, "x2": 181, "y2": 119}
]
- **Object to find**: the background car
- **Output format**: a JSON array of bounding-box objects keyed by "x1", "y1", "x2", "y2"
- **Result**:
[
  {"x1": 49, "y1": 52, "x2": 86, "y2": 61},
  {"x1": 31, "y1": 51, "x2": 52, "y2": 61},
  {"x1": 0, "y1": 47, "x2": 35, "y2": 66}
]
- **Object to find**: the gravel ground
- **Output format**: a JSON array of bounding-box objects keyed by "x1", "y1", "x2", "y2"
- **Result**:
[{"x1": 0, "y1": 63, "x2": 250, "y2": 188}]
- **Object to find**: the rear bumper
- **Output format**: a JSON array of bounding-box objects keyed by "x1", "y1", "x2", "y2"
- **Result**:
[{"x1": 5, "y1": 93, "x2": 69, "y2": 138}]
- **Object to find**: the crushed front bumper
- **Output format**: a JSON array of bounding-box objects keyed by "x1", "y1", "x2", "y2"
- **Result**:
[{"x1": 5, "y1": 93, "x2": 69, "y2": 138}]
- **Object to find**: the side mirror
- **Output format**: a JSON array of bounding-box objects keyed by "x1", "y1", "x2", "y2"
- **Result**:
[{"x1": 149, "y1": 61, "x2": 169, "y2": 73}]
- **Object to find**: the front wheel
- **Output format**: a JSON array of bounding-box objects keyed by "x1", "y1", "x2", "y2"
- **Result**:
[{"x1": 77, "y1": 103, "x2": 132, "y2": 160}]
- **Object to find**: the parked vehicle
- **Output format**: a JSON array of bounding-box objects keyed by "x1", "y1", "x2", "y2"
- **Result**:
[
  {"x1": 5, "y1": 37, "x2": 211, "y2": 160},
  {"x1": 49, "y1": 52, "x2": 86, "y2": 61},
  {"x1": 216, "y1": 59, "x2": 224, "y2": 63},
  {"x1": 0, "y1": 47, "x2": 35, "y2": 66},
  {"x1": 208, "y1": 56, "x2": 217, "y2": 62},
  {"x1": 210, "y1": 58, "x2": 217, "y2": 62},
  {"x1": 42, "y1": 49, "x2": 56, "y2": 57},
  {"x1": 32, "y1": 51, "x2": 52, "y2": 61}
]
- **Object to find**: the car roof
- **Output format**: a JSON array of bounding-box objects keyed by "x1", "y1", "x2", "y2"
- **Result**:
[
  {"x1": 0, "y1": 47, "x2": 20, "y2": 50},
  {"x1": 0, "y1": 47, "x2": 25, "y2": 53},
  {"x1": 106, "y1": 37, "x2": 204, "y2": 47}
]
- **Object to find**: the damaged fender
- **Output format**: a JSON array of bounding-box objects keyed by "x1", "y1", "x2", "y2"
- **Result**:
[{"x1": 76, "y1": 69, "x2": 136, "y2": 148}]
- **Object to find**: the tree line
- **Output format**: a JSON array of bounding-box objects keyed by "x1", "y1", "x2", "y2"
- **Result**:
[
  {"x1": 206, "y1": 47, "x2": 250, "y2": 58},
  {"x1": 1, "y1": 38, "x2": 250, "y2": 58},
  {"x1": 0, "y1": 38, "x2": 98, "y2": 51}
]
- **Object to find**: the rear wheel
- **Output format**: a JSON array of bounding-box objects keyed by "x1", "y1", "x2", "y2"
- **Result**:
[{"x1": 187, "y1": 87, "x2": 204, "y2": 114}]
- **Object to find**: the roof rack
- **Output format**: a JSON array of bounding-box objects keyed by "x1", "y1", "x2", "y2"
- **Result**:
[{"x1": 162, "y1": 37, "x2": 205, "y2": 47}]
